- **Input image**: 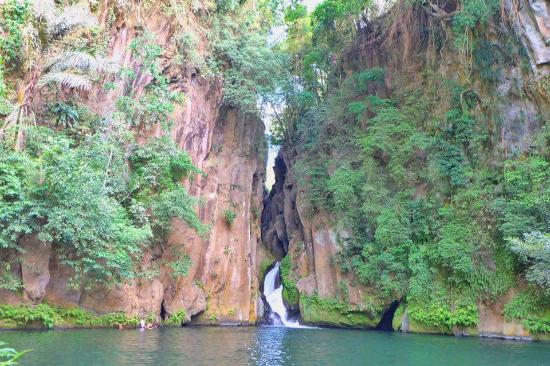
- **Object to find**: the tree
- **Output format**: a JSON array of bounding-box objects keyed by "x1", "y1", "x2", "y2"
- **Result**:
[{"x1": 509, "y1": 232, "x2": 550, "y2": 291}]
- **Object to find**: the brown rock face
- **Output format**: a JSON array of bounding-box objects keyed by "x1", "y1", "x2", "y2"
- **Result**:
[
  {"x1": 262, "y1": 150, "x2": 391, "y2": 322},
  {"x1": 19, "y1": 234, "x2": 51, "y2": 303},
  {"x1": 478, "y1": 289, "x2": 531, "y2": 339},
  {"x1": 162, "y1": 106, "x2": 267, "y2": 324},
  {"x1": 505, "y1": 0, "x2": 550, "y2": 68}
]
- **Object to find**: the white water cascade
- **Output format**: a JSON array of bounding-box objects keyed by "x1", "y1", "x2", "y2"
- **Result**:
[{"x1": 263, "y1": 262, "x2": 302, "y2": 328}]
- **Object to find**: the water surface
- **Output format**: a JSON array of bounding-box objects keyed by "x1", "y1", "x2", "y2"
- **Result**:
[{"x1": 2, "y1": 326, "x2": 549, "y2": 365}]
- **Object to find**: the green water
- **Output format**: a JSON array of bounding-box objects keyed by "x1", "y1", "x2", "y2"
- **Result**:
[{"x1": 2, "y1": 327, "x2": 549, "y2": 365}]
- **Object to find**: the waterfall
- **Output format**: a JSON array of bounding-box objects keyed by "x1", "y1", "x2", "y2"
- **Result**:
[{"x1": 263, "y1": 262, "x2": 302, "y2": 328}]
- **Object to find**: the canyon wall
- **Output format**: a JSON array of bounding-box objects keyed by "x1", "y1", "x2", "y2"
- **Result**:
[
  {"x1": 0, "y1": 2, "x2": 269, "y2": 325},
  {"x1": 262, "y1": 0, "x2": 550, "y2": 339}
]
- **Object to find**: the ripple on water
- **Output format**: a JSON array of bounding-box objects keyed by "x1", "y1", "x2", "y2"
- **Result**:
[{"x1": 1, "y1": 326, "x2": 550, "y2": 366}]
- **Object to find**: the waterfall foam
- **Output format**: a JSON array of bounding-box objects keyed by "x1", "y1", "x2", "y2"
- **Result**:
[{"x1": 263, "y1": 262, "x2": 302, "y2": 328}]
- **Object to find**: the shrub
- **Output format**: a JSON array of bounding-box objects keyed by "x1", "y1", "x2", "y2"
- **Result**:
[
  {"x1": 280, "y1": 256, "x2": 299, "y2": 306},
  {"x1": 504, "y1": 292, "x2": 550, "y2": 334},
  {"x1": 170, "y1": 254, "x2": 192, "y2": 278},
  {"x1": 165, "y1": 310, "x2": 187, "y2": 326},
  {"x1": 223, "y1": 209, "x2": 237, "y2": 226},
  {"x1": 508, "y1": 232, "x2": 550, "y2": 291},
  {"x1": 0, "y1": 304, "x2": 139, "y2": 329},
  {"x1": 408, "y1": 302, "x2": 479, "y2": 330}
]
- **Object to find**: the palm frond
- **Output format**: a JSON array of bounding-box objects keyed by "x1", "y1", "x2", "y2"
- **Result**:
[
  {"x1": 1, "y1": 106, "x2": 21, "y2": 137},
  {"x1": 46, "y1": 52, "x2": 120, "y2": 74},
  {"x1": 50, "y1": 4, "x2": 97, "y2": 37},
  {"x1": 38, "y1": 72, "x2": 93, "y2": 91}
]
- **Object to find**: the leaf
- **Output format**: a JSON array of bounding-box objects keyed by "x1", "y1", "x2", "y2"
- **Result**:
[
  {"x1": 38, "y1": 72, "x2": 93, "y2": 91},
  {"x1": 46, "y1": 52, "x2": 120, "y2": 74}
]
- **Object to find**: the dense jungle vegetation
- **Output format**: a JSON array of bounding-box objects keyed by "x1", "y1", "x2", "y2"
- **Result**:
[
  {"x1": 271, "y1": 0, "x2": 550, "y2": 333},
  {"x1": 0, "y1": 0, "x2": 548, "y2": 336}
]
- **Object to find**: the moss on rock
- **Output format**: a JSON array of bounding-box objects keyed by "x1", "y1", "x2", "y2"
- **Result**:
[
  {"x1": 280, "y1": 256, "x2": 300, "y2": 308},
  {"x1": 300, "y1": 295, "x2": 379, "y2": 328},
  {"x1": 392, "y1": 303, "x2": 406, "y2": 331}
]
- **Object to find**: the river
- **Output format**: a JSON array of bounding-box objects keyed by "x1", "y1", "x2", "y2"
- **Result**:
[{"x1": 2, "y1": 326, "x2": 549, "y2": 365}]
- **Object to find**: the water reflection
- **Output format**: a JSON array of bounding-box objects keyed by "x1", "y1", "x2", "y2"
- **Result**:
[
  {"x1": 251, "y1": 327, "x2": 294, "y2": 366},
  {"x1": 2, "y1": 326, "x2": 550, "y2": 366}
]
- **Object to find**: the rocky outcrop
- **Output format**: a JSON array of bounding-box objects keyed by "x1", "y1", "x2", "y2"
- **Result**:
[
  {"x1": 162, "y1": 106, "x2": 268, "y2": 324},
  {"x1": 261, "y1": 155, "x2": 289, "y2": 259},
  {"x1": 19, "y1": 234, "x2": 51, "y2": 303},
  {"x1": 506, "y1": 0, "x2": 550, "y2": 69},
  {"x1": 262, "y1": 150, "x2": 391, "y2": 328}
]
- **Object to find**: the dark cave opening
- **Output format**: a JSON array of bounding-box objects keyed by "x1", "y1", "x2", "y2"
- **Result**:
[
  {"x1": 377, "y1": 301, "x2": 400, "y2": 331},
  {"x1": 160, "y1": 300, "x2": 167, "y2": 321}
]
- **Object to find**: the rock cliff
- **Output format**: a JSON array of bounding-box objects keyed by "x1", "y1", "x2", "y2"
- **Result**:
[
  {"x1": 261, "y1": 0, "x2": 550, "y2": 339},
  {"x1": 0, "y1": 1, "x2": 269, "y2": 325}
]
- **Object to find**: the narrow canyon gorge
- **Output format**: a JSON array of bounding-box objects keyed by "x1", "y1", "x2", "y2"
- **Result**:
[{"x1": 0, "y1": 0, "x2": 549, "y2": 344}]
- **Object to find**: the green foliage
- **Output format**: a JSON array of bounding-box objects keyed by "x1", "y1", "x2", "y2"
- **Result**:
[
  {"x1": 504, "y1": 292, "x2": 550, "y2": 334},
  {"x1": 452, "y1": 0, "x2": 500, "y2": 49},
  {"x1": 130, "y1": 137, "x2": 201, "y2": 192},
  {"x1": 300, "y1": 293, "x2": 379, "y2": 327},
  {"x1": 408, "y1": 302, "x2": 479, "y2": 330},
  {"x1": 175, "y1": 31, "x2": 207, "y2": 71},
  {"x1": 0, "y1": 58, "x2": 8, "y2": 114},
  {"x1": 0, "y1": 304, "x2": 58, "y2": 329},
  {"x1": 280, "y1": 256, "x2": 299, "y2": 306},
  {"x1": 504, "y1": 292, "x2": 544, "y2": 321},
  {"x1": 116, "y1": 33, "x2": 185, "y2": 129},
  {"x1": 207, "y1": 13, "x2": 288, "y2": 114},
  {"x1": 311, "y1": 0, "x2": 372, "y2": 49},
  {"x1": 48, "y1": 102, "x2": 80, "y2": 128},
  {"x1": 354, "y1": 68, "x2": 386, "y2": 92},
  {"x1": 0, "y1": 341, "x2": 29, "y2": 366},
  {"x1": 151, "y1": 187, "x2": 207, "y2": 238},
  {"x1": 509, "y1": 232, "x2": 550, "y2": 291},
  {"x1": 165, "y1": 310, "x2": 187, "y2": 326},
  {"x1": 59, "y1": 307, "x2": 139, "y2": 328},
  {"x1": 0, "y1": 0, "x2": 30, "y2": 68},
  {"x1": 326, "y1": 167, "x2": 363, "y2": 213},
  {"x1": 284, "y1": 4, "x2": 307, "y2": 23},
  {"x1": 0, "y1": 125, "x2": 205, "y2": 285},
  {"x1": 223, "y1": 209, "x2": 237, "y2": 226},
  {"x1": 259, "y1": 259, "x2": 273, "y2": 279},
  {"x1": 302, "y1": 295, "x2": 354, "y2": 315},
  {"x1": 495, "y1": 157, "x2": 549, "y2": 238},
  {"x1": 0, "y1": 304, "x2": 139, "y2": 329},
  {"x1": 278, "y1": 39, "x2": 543, "y2": 315},
  {"x1": 0, "y1": 263, "x2": 21, "y2": 292},
  {"x1": 170, "y1": 254, "x2": 192, "y2": 278}
]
